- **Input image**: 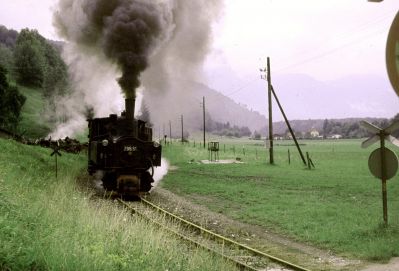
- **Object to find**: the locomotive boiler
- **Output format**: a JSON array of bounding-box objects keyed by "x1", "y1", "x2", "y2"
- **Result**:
[{"x1": 87, "y1": 98, "x2": 161, "y2": 196}]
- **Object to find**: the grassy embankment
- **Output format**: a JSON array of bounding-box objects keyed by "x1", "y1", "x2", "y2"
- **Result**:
[
  {"x1": 11, "y1": 81, "x2": 87, "y2": 140},
  {"x1": 0, "y1": 138, "x2": 236, "y2": 270},
  {"x1": 161, "y1": 138, "x2": 399, "y2": 261},
  {"x1": 16, "y1": 83, "x2": 52, "y2": 138}
]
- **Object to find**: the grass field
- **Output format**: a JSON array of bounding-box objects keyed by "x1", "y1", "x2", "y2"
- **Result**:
[
  {"x1": 0, "y1": 138, "x2": 235, "y2": 270},
  {"x1": 161, "y1": 137, "x2": 399, "y2": 261},
  {"x1": 16, "y1": 83, "x2": 52, "y2": 138}
]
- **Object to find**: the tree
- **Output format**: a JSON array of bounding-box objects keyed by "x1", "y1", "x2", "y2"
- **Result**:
[
  {"x1": 253, "y1": 130, "x2": 261, "y2": 140},
  {"x1": 0, "y1": 65, "x2": 26, "y2": 131},
  {"x1": 42, "y1": 41, "x2": 69, "y2": 98},
  {"x1": 322, "y1": 119, "x2": 330, "y2": 138},
  {"x1": 13, "y1": 29, "x2": 47, "y2": 87},
  {"x1": 392, "y1": 113, "x2": 399, "y2": 138},
  {"x1": 0, "y1": 25, "x2": 18, "y2": 48},
  {"x1": 0, "y1": 44, "x2": 13, "y2": 72}
]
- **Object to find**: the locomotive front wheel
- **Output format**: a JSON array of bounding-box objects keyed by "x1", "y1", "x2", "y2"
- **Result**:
[
  {"x1": 102, "y1": 171, "x2": 117, "y2": 191},
  {"x1": 140, "y1": 171, "x2": 154, "y2": 192}
]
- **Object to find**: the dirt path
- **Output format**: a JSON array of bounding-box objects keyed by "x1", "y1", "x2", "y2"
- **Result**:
[
  {"x1": 148, "y1": 187, "x2": 368, "y2": 271},
  {"x1": 361, "y1": 258, "x2": 399, "y2": 271}
]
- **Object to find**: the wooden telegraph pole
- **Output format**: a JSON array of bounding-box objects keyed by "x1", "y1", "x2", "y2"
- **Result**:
[
  {"x1": 380, "y1": 133, "x2": 388, "y2": 224},
  {"x1": 267, "y1": 58, "x2": 274, "y2": 164},
  {"x1": 260, "y1": 58, "x2": 274, "y2": 164},
  {"x1": 261, "y1": 58, "x2": 307, "y2": 166},
  {"x1": 169, "y1": 120, "x2": 172, "y2": 144},
  {"x1": 181, "y1": 115, "x2": 184, "y2": 144},
  {"x1": 203, "y1": 96, "x2": 206, "y2": 149}
]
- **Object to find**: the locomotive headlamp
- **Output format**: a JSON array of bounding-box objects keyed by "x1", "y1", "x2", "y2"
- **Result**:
[
  {"x1": 102, "y1": 139, "x2": 109, "y2": 147},
  {"x1": 153, "y1": 141, "x2": 160, "y2": 148}
]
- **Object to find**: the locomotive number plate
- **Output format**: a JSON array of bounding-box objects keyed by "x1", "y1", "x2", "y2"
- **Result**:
[{"x1": 124, "y1": 146, "x2": 137, "y2": 152}]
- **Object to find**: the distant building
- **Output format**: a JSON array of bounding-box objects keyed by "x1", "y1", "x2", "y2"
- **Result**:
[
  {"x1": 330, "y1": 134, "x2": 343, "y2": 139},
  {"x1": 310, "y1": 128, "x2": 319, "y2": 138}
]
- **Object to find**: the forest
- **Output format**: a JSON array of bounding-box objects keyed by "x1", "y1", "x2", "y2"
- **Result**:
[{"x1": 0, "y1": 25, "x2": 68, "y2": 132}]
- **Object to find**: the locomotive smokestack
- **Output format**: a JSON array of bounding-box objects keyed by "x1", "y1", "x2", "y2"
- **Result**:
[{"x1": 125, "y1": 98, "x2": 135, "y2": 120}]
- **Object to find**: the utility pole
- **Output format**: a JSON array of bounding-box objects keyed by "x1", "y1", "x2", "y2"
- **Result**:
[
  {"x1": 169, "y1": 120, "x2": 172, "y2": 143},
  {"x1": 202, "y1": 96, "x2": 206, "y2": 149},
  {"x1": 163, "y1": 124, "x2": 165, "y2": 138},
  {"x1": 267, "y1": 57, "x2": 274, "y2": 164},
  {"x1": 271, "y1": 85, "x2": 307, "y2": 166},
  {"x1": 260, "y1": 57, "x2": 274, "y2": 164},
  {"x1": 181, "y1": 115, "x2": 184, "y2": 144}
]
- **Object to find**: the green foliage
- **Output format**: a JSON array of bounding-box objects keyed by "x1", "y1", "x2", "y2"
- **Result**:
[
  {"x1": 17, "y1": 83, "x2": 52, "y2": 138},
  {"x1": 0, "y1": 66, "x2": 26, "y2": 131},
  {"x1": 0, "y1": 44, "x2": 13, "y2": 73},
  {"x1": 323, "y1": 119, "x2": 376, "y2": 138},
  {"x1": 13, "y1": 29, "x2": 47, "y2": 87},
  {"x1": 0, "y1": 25, "x2": 18, "y2": 48},
  {"x1": 206, "y1": 116, "x2": 252, "y2": 138},
  {"x1": 42, "y1": 41, "x2": 69, "y2": 98},
  {"x1": 9, "y1": 28, "x2": 70, "y2": 131},
  {"x1": 253, "y1": 130, "x2": 261, "y2": 140},
  {"x1": 13, "y1": 28, "x2": 69, "y2": 99},
  {"x1": 161, "y1": 139, "x2": 399, "y2": 261}
]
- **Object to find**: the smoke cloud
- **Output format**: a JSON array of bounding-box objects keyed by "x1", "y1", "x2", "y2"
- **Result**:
[
  {"x1": 54, "y1": 0, "x2": 169, "y2": 98},
  {"x1": 50, "y1": 0, "x2": 223, "y2": 138},
  {"x1": 142, "y1": 0, "x2": 224, "y2": 132}
]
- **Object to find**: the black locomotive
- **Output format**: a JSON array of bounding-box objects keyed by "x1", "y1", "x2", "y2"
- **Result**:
[{"x1": 87, "y1": 98, "x2": 161, "y2": 196}]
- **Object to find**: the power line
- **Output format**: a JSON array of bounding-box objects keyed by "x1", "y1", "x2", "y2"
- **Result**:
[
  {"x1": 274, "y1": 24, "x2": 388, "y2": 73},
  {"x1": 207, "y1": 13, "x2": 395, "y2": 104}
]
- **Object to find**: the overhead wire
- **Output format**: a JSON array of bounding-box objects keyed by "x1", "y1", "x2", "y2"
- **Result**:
[
  {"x1": 168, "y1": 9, "x2": 398, "y2": 122},
  {"x1": 209, "y1": 10, "x2": 396, "y2": 102}
]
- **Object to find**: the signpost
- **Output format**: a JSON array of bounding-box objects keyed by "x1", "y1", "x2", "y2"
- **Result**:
[
  {"x1": 360, "y1": 120, "x2": 399, "y2": 225},
  {"x1": 50, "y1": 144, "x2": 62, "y2": 179}
]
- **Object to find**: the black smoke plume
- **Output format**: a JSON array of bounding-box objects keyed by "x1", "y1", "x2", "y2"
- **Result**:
[
  {"x1": 49, "y1": 0, "x2": 223, "y2": 139},
  {"x1": 54, "y1": 0, "x2": 165, "y2": 98}
]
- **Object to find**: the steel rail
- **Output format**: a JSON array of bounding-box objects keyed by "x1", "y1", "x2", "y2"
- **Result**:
[
  {"x1": 139, "y1": 197, "x2": 311, "y2": 271},
  {"x1": 117, "y1": 198, "x2": 257, "y2": 271}
]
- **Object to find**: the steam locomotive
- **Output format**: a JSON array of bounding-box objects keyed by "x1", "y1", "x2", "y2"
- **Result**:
[{"x1": 87, "y1": 98, "x2": 162, "y2": 196}]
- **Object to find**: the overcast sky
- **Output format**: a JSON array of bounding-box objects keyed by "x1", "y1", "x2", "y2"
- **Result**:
[
  {"x1": 1, "y1": 0, "x2": 398, "y2": 120},
  {"x1": 208, "y1": 0, "x2": 397, "y2": 79}
]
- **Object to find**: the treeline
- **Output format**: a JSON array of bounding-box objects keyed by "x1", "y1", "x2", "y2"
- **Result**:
[
  {"x1": 0, "y1": 25, "x2": 69, "y2": 132},
  {"x1": 322, "y1": 116, "x2": 399, "y2": 139},
  {"x1": 205, "y1": 113, "x2": 251, "y2": 138},
  {"x1": 258, "y1": 115, "x2": 399, "y2": 139}
]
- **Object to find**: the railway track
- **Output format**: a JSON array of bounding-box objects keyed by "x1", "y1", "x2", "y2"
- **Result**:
[{"x1": 117, "y1": 197, "x2": 311, "y2": 271}]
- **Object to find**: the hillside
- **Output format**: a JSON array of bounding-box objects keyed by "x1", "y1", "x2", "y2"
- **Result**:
[
  {"x1": 193, "y1": 81, "x2": 267, "y2": 132},
  {"x1": 144, "y1": 79, "x2": 268, "y2": 135},
  {"x1": 17, "y1": 83, "x2": 52, "y2": 138}
]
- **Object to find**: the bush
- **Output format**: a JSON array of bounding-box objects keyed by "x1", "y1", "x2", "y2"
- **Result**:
[{"x1": 0, "y1": 65, "x2": 26, "y2": 131}]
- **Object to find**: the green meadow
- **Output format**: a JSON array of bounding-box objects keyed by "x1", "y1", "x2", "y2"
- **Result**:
[
  {"x1": 16, "y1": 83, "x2": 52, "y2": 138},
  {"x1": 161, "y1": 138, "x2": 399, "y2": 261}
]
